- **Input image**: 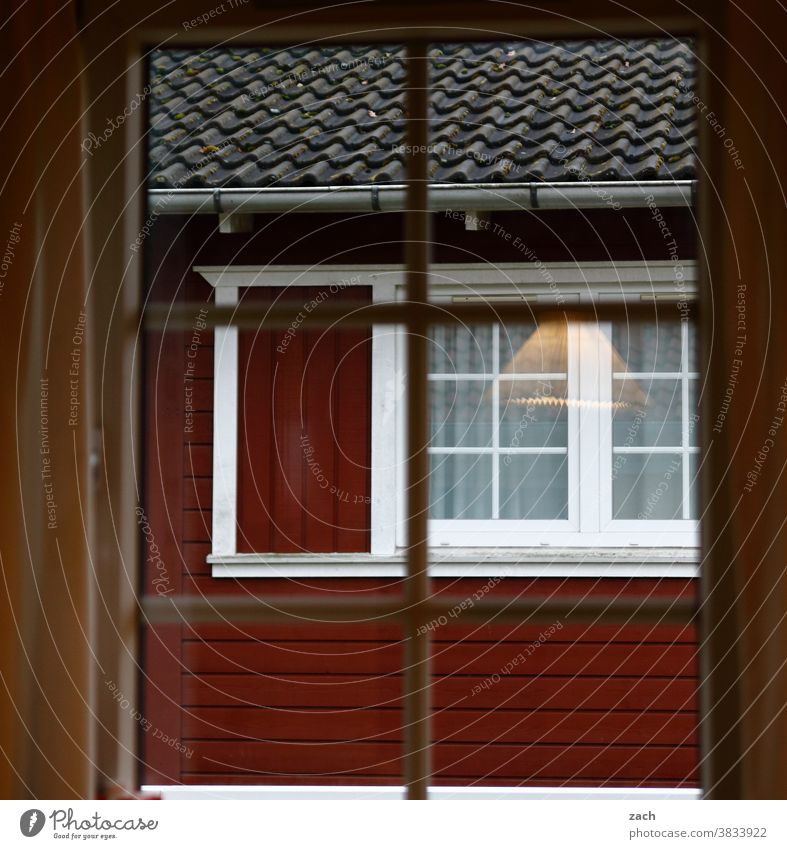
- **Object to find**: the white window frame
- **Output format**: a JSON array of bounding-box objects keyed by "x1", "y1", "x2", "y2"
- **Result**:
[
  {"x1": 407, "y1": 320, "x2": 582, "y2": 545},
  {"x1": 417, "y1": 270, "x2": 700, "y2": 549},
  {"x1": 196, "y1": 261, "x2": 699, "y2": 578}
]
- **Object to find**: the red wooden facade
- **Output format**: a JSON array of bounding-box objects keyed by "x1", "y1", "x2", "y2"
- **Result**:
[
  {"x1": 142, "y1": 207, "x2": 700, "y2": 787},
  {"x1": 237, "y1": 286, "x2": 372, "y2": 553}
]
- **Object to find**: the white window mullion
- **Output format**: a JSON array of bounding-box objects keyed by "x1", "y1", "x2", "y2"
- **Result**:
[
  {"x1": 492, "y1": 324, "x2": 500, "y2": 519},
  {"x1": 578, "y1": 321, "x2": 604, "y2": 533},
  {"x1": 395, "y1": 328, "x2": 408, "y2": 550},
  {"x1": 681, "y1": 319, "x2": 691, "y2": 519},
  {"x1": 566, "y1": 321, "x2": 580, "y2": 533},
  {"x1": 371, "y1": 315, "x2": 398, "y2": 553}
]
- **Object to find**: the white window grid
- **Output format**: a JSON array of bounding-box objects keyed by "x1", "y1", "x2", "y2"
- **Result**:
[
  {"x1": 420, "y1": 319, "x2": 579, "y2": 541},
  {"x1": 605, "y1": 317, "x2": 700, "y2": 524},
  {"x1": 395, "y1": 274, "x2": 699, "y2": 550},
  {"x1": 427, "y1": 321, "x2": 571, "y2": 521}
]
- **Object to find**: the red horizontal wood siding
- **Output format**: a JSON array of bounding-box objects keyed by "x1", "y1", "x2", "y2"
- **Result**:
[
  {"x1": 175, "y1": 603, "x2": 698, "y2": 785},
  {"x1": 182, "y1": 640, "x2": 696, "y2": 677},
  {"x1": 182, "y1": 671, "x2": 697, "y2": 712},
  {"x1": 183, "y1": 742, "x2": 697, "y2": 784},
  {"x1": 143, "y1": 213, "x2": 700, "y2": 788},
  {"x1": 183, "y1": 707, "x2": 696, "y2": 745},
  {"x1": 142, "y1": 329, "x2": 186, "y2": 784}
]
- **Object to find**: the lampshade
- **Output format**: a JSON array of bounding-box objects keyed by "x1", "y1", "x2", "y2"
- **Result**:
[{"x1": 496, "y1": 321, "x2": 649, "y2": 409}]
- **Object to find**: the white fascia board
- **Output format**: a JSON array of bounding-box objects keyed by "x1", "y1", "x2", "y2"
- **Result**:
[
  {"x1": 193, "y1": 265, "x2": 398, "y2": 289},
  {"x1": 149, "y1": 181, "x2": 694, "y2": 215},
  {"x1": 193, "y1": 261, "x2": 697, "y2": 291}
]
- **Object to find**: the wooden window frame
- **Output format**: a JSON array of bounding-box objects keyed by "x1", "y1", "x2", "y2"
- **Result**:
[
  {"x1": 64, "y1": 0, "x2": 783, "y2": 804},
  {"x1": 138, "y1": 17, "x2": 760, "y2": 799}
]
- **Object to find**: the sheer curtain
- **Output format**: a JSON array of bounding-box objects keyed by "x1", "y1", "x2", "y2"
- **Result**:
[{"x1": 428, "y1": 322, "x2": 569, "y2": 521}]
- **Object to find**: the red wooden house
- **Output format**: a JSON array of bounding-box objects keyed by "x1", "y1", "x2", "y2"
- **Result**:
[{"x1": 141, "y1": 38, "x2": 701, "y2": 797}]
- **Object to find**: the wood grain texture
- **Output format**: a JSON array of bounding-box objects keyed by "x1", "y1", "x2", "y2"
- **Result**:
[
  {"x1": 182, "y1": 740, "x2": 698, "y2": 782},
  {"x1": 237, "y1": 287, "x2": 372, "y2": 553},
  {"x1": 182, "y1": 707, "x2": 697, "y2": 746}
]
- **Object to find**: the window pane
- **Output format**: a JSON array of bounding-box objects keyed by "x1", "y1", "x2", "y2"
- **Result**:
[
  {"x1": 613, "y1": 378, "x2": 682, "y2": 447},
  {"x1": 613, "y1": 453, "x2": 684, "y2": 519},
  {"x1": 689, "y1": 379, "x2": 700, "y2": 447},
  {"x1": 611, "y1": 322, "x2": 682, "y2": 373},
  {"x1": 429, "y1": 325, "x2": 493, "y2": 373},
  {"x1": 499, "y1": 379, "x2": 568, "y2": 448},
  {"x1": 689, "y1": 453, "x2": 700, "y2": 519},
  {"x1": 499, "y1": 320, "x2": 567, "y2": 375},
  {"x1": 429, "y1": 454, "x2": 493, "y2": 519},
  {"x1": 430, "y1": 379, "x2": 493, "y2": 448},
  {"x1": 499, "y1": 454, "x2": 568, "y2": 520},
  {"x1": 688, "y1": 323, "x2": 699, "y2": 372}
]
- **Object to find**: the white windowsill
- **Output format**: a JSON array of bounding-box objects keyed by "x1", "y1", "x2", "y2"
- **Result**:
[
  {"x1": 208, "y1": 548, "x2": 700, "y2": 578},
  {"x1": 143, "y1": 784, "x2": 701, "y2": 801}
]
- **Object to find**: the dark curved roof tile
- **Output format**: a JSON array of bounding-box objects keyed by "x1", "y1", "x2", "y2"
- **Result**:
[{"x1": 148, "y1": 39, "x2": 697, "y2": 188}]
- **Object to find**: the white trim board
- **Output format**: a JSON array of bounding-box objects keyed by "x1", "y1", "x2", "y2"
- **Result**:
[
  {"x1": 211, "y1": 286, "x2": 238, "y2": 556},
  {"x1": 142, "y1": 785, "x2": 701, "y2": 801},
  {"x1": 208, "y1": 549, "x2": 700, "y2": 578},
  {"x1": 193, "y1": 261, "x2": 697, "y2": 290}
]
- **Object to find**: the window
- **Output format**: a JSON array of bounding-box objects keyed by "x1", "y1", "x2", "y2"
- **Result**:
[
  {"x1": 427, "y1": 320, "x2": 573, "y2": 526},
  {"x1": 136, "y1": 33, "x2": 726, "y2": 803},
  {"x1": 609, "y1": 319, "x2": 700, "y2": 523},
  {"x1": 422, "y1": 316, "x2": 699, "y2": 547},
  {"x1": 198, "y1": 260, "x2": 698, "y2": 576}
]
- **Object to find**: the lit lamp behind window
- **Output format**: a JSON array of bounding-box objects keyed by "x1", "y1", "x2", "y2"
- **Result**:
[{"x1": 497, "y1": 320, "x2": 648, "y2": 410}]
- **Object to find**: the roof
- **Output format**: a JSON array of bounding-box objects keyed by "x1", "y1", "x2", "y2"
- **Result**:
[{"x1": 147, "y1": 40, "x2": 697, "y2": 190}]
